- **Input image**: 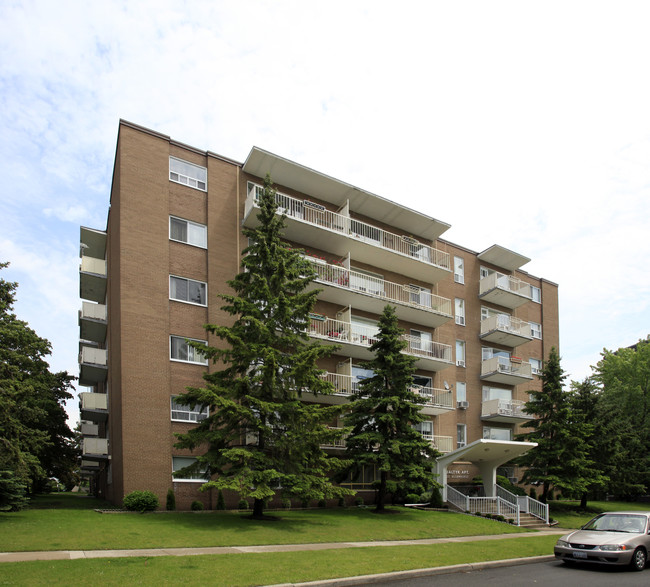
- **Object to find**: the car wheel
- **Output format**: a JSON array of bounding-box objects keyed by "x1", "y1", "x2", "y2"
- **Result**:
[{"x1": 630, "y1": 547, "x2": 647, "y2": 572}]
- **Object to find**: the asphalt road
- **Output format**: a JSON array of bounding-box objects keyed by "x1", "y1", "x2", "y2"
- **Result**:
[{"x1": 374, "y1": 560, "x2": 650, "y2": 586}]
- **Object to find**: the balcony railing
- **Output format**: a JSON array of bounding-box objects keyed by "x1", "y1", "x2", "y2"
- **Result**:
[
  {"x1": 83, "y1": 437, "x2": 108, "y2": 457},
  {"x1": 80, "y1": 255, "x2": 107, "y2": 303},
  {"x1": 420, "y1": 433, "x2": 454, "y2": 453},
  {"x1": 479, "y1": 272, "x2": 532, "y2": 309},
  {"x1": 246, "y1": 182, "x2": 450, "y2": 273},
  {"x1": 308, "y1": 260, "x2": 452, "y2": 322},
  {"x1": 480, "y1": 356, "x2": 533, "y2": 385},
  {"x1": 308, "y1": 317, "x2": 452, "y2": 365},
  {"x1": 79, "y1": 302, "x2": 107, "y2": 343},
  {"x1": 481, "y1": 398, "x2": 533, "y2": 420},
  {"x1": 410, "y1": 386, "x2": 454, "y2": 410},
  {"x1": 321, "y1": 427, "x2": 347, "y2": 449},
  {"x1": 479, "y1": 314, "x2": 532, "y2": 347}
]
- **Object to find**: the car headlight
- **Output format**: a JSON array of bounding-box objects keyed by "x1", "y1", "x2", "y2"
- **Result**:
[
  {"x1": 556, "y1": 540, "x2": 569, "y2": 548},
  {"x1": 600, "y1": 544, "x2": 629, "y2": 551}
]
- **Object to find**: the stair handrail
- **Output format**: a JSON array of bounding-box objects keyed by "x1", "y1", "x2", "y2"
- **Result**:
[
  {"x1": 494, "y1": 484, "x2": 518, "y2": 505},
  {"x1": 526, "y1": 496, "x2": 549, "y2": 524},
  {"x1": 446, "y1": 485, "x2": 469, "y2": 512}
]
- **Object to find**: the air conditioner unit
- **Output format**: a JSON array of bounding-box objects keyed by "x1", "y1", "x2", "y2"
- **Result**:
[
  {"x1": 454, "y1": 274, "x2": 464, "y2": 284},
  {"x1": 456, "y1": 316, "x2": 465, "y2": 326},
  {"x1": 456, "y1": 360, "x2": 466, "y2": 367},
  {"x1": 457, "y1": 401, "x2": 469, "y2": 409}
]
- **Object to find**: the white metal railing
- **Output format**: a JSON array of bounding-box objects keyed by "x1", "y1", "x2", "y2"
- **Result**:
[
  {"x1": 431, "y1": 435, "x2": 454, "y2": 453},
  {"x1": 481, "y1": 399, "x2": 532, "y2": 419},
  {"x1": 497, "y1": 484, "x2": 548, "y2": 524},
  {"x1": 80, "y1": 392, "x2": 108, "y2": 411},
  {"x1": 479, "y1": 272, "x2": 532, "y2": 300},
  {"x1": 79, "y1": 346, "x2": 108, "y2": 366},
  {"x1": 248, "y1": 182, "x2": 450, "y2": 270},
  {"x1": 82, "y1": 437, "x2": 108, "y2": 455},
  {"x1": 81, "y1": 422, "x2": 99, "y2": 436},
  {"x1": 308, "y1": 260, "x2": 452, "y2": 317},
  {"x1": 525, "y1": 496, "x2": 549, "y2": 523},
  {"x1": 481, "y1": 356, "x2": 532, "y2": 378},
  {"x1": 80, "y1": 255, "x2": 107, "y2": 276},
  {"x1": 447, "y1": 485, "x2": 469, "y2": 511},
  {"x1": 411, "y1": 386, "x2": 454, "y2": 410},
  {"x1": 80, "y1": 301, "x2": 107, "y2": 321},
  {"x1": 320, "y1": 372, "x2": 355, "y2": 396},
  {"x1": 308, "y1": 318, "x2": 452, "y2": 364},
  {"x1": 480, "y1": 314, "x2": 530, "y2": 337}
]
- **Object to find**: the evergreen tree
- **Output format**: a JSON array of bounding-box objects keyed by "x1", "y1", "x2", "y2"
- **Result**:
[
  {"x1": 592, "y1": 341, "x2": 650, "y2": 497},
  {"x1": 174, "y1": 175, "x2": 352, "y2": 519},
  {"x1": 342, "y1": 305, "x2": 439, "y2": 512},
  {"x1": 0, "y1": 262, "x2": 78, "y2": 495},
  {"x1": 517, "y1": 347, "x2": 590, "y2": 503}
]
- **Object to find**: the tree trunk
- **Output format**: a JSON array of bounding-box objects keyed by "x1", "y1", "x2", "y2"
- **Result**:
[
  {"x1": 580, "y1": 492, "x2": 588, "y2": 510},
  {"x1": 375, "y1": 471, "x2": 386, "y2": 512},
  {"x1": 252, "y1": 497, "x2": 265, "y2": 519}
]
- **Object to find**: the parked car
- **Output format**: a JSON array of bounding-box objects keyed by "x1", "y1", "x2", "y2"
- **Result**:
[{"x1": 554, "y1": 511, "x2": 650, "y2": 571}]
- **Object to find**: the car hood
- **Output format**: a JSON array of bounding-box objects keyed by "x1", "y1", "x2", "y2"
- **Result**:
[{"x1": 562, "y1": 530, "x2": 641, "y2": 545}]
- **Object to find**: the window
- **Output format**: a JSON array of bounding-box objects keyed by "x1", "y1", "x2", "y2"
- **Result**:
[
  {"x1": 482, "y1": 385, "x2": 512, "y2": 402},
  {"x1": 412, "y1": 374, "x2": 432, "y2": 388},
  {"x1": 409, "y1": 284, "x2": 432, "y2": 308},
  {"x1": 482, "y1": 347, "x2": 510, "y2": 361},
  {"x1": 171, "y1": 397, "x2": 208, "y2": 422},
  {"x1": 170, "y1": 336, "x2": 208, "y2": 364},
  {"x1": 414, "y1": 420, "x2": 433, "y2": 440},
  {"x1": 350, "y1": 267, "x2": 384, "y2": 296},
  {"x1": 457, "y1": 424, "x2": 467, "y2": 448},
  {"x1": 339, "y1": 465, "x2": 379, "y2": 489},
  {"x1": 456, "y1": 340, "x2": 466, "y2": 367},
  {"x1": 456, "y1": 382, "x2": 467, "y2": 402},
  {"x1": 530, "y1": 285, "x2": 541, "y2": 303},
  {"x1": 169, "y1": 157, "x2": 207, "y2": 191},
  {"x1": 480, "y1": 266, "x2": 492, "y2": 279},
  {"x1": 351, "y1": 365, "x2": 374, "y2": 392},
  {"x1": 483, "y1": 427, "x2": 512, "y2": 441},
  {"x1": 172, "y1": 456, "x2": 209, "y2": 481},
  {"x1": 455, "y1": 298, "x2": 465, "y2": 326},
  {"x1": 169, "y1": 216, "x2": 207, "y2": 248},
  {"x1": 411, "y1": 329, "x2": 433, "y2": 354},
  {"x1": 454, "y1": 256, "x2": 465, "y2": 284},
  {"x1": 170, "y1": 276, "x2": 207, "y2": 306},
  {"x1": 530, "y1": 322, "x2": 542, "y2": 339},
  {"x1": 530, "y1": 358, "x2": 542, "y2": 375}
]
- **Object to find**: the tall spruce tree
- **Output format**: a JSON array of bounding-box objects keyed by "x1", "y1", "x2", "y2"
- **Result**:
[
  {"x1": 174, "y1": 175, "x2": 352, "y2": 519},
  {"x1": 342, "y1": 305, "x2": 438, "y2": 512},
  {"x1": 517, "y1": 346, "x2": 590, "y2": 502}
]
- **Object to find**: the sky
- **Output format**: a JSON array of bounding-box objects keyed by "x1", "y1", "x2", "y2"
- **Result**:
[{"x1": 1, "y1": 0, "x2": 650, "y2": 426}]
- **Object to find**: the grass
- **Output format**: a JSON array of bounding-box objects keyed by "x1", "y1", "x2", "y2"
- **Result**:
[
  {"x1": 1, "y1": 493, "x2": 529, "y2": 552},
  {"x1": 0, "y1": 535, "x2": 559, "y2": 587},
  {"x1": 549, "y1": 499, "x2": 650, "y2": 529}
]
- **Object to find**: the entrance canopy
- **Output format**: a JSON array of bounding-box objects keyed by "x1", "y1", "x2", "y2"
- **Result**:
[{"x1": 436, "y1": 439, "x2": 537, "y2": 499}]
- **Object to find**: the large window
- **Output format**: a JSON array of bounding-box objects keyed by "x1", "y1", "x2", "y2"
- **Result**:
[
  {"x1": 410, "y1": 329, "x2": 433, "y2": 354},
  {"x1": 455, "y1": 298, "x2": 465, "y2": 326},
  {"x1": 482, "y1": 385, "x2": 512, "y2": 402},
  {"x1": 457, "y1": 424, "x2": 467, "y2": 448},
  {"x1": 169, "y1": 157, "x2": 207, "y2": 191},
  {"x1": 172, "y1": 456, "x2": 209, "y2": 481},
  {"x1": 171, "y1": 397, "x2": 208, "y2": 422},
  {"x1": 530, "y1": 358, "x2": 542, "y2": 375},
  {"x1": 530, "y1": 322, "x2": 542, "y2": 339},
  {"x1": 414, "y1": 420, "x2": 433, "y2": 440},
  {"x1": 530, "y1": 285, "x2": 541, "y2": 303},
  {"x1": 456, "y1": 381, "x2": 467, "y2": 402},
  {"x1": 170, "y1": 336, "x2": 208, "y2": 364},
  {"x1": 454, "y1": 256, "x2": 464, "y2": 284},
  {"x1": 170, "y1": 275, "x2": 207, "y2": 306},
  {"x1": 339, "y1": 465, "x2": 379, "y2": 489},
  {"x1": 456, "y1": 340, "x2": 466, "y2": 367},
  {"x1": 169, "y1": 216, "x2": 207, "y2": 248}
]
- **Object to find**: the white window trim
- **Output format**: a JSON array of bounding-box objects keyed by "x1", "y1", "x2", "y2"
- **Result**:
[
  {"x1": 530, "y1": 322, "x2": 542, "y2": 339},
  {"x1": 169, "y1": 216, "x2": 208, "y2": 249},
  {"x1": 457, "y1": 423, "x2": 467, "y2": 448},
  {"x1": 169, "y1": 275, "x2": 208, "y2": 307},
  {"x1": 172, "y1": 456, "x2": 209, "y2": 482},
  {"x1": 171, "y1": 396, "x2": 209, "y2": 422},
  {"x1": 455, "y1": 298, "x2": 465, "y2": 326},
  {"x1": 454, "y1": 256, "x2": 465, "y2": 284},
  {"x1": 530, "y1": 358, "x2": 543, "y2": 375},
  {"x1": 169, "y1": 156, "x2": 207, "y2": 191},
  {"x1": 456, "y1": 340, "x2": 466, "y2": 367},
  {"x1": 170, "y1": 335, "x2": 208, "y2": 365},
  {"x1": 530, "y1": 285, "x2": 542, "y2": 304},
  {"x1": 456, "y1": 382, "x2": 467, "y2": 402}
]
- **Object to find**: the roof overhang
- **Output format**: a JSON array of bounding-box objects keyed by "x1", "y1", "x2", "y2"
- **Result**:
[
  {"x1": 478, "y1": 245, "x2": 530, "y2": 271},
  {"x1": 436, "y1": 438, "x2": 537, "y2": 469},
  {"x1": 242, "y1": 147, "x2": 451, "y2": 242}
]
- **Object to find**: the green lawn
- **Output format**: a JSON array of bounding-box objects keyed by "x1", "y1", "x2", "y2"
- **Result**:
[
  {"x1": 550, "y1": 499, "x2": 650, "y2": 529},
  {"x1": 0, "y1": 535, "x2": 559, "y2": 587},
  {"x1": 1, "y1": 493, "x2": 529, "y2": 552}
]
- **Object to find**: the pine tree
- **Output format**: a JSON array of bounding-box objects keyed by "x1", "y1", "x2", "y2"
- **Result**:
[
  {"x1": 342, "y1": 305, "x2": 439, "y2": 512},
  {"x1": 174, "y1": 175, "x2": 352, "y2": 519},
  {"x1": 517, "y1": 346, "x2": 590, "y2": 502}
]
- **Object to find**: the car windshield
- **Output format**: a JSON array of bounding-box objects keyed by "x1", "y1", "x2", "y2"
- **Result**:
[{"x1": 583, "y1": 514, "x2": 647, "y2": 533}]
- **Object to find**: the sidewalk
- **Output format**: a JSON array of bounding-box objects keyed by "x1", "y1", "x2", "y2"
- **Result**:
[{"x1": 0, "y1": 528, "x2": 566, "y2": 563}]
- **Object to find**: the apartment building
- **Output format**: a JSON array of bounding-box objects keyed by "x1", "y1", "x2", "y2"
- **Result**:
[{"x1": 79, "y1": 120, "x2": 559, "y2": 510}]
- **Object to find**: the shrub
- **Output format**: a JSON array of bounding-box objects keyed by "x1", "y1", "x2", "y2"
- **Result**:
[
  {"x1": 191, "y1": 500, "x2": 204, "y2": 511},
  {"x1": 317, "y1": 499, "x2": 327, "y2": 508},
  {"x1": 354, "y1": 496, "x2": 364, "y2": 506},
  {"x1": 281, "y1": 498, "x2": 292, "y2": 509},
  {"x1": 0, "y1": 470, "x2": 28, "y2": 512},
  {"x1": 428, "y1": 487, "x2": 444, "y2": 508},
  {"x1": 238, "y1": 498, "x2": 249, "y2": 510},
  {"x1": 405, "y1": 493, "x2": 420, "y2": 503},
  {"x1": 216, "y1": 490, "x2": 226, "y2": 510},
  {"x1": 123, "y1": 490, "x2": 159, "y2": 512},
  {"x1": 166, "y1": 488, "x2": 176, "y2": 511}
]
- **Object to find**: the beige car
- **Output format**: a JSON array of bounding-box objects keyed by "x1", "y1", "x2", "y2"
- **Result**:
[{"x1": 555, "y1": 511, "x2": 650, "y2": 571}]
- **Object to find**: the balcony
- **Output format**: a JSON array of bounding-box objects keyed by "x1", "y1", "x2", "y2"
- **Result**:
[
  {"x1": 306, "y1": 260, "x2": 452, "y2": 328},
  {"x1": 79, "y1": 392, "x2": 108, "y2": 422},
  {"x1": 80, "y1": 459, "x2": 101, "y2": 472},
  {"x1": 321, "y1": 428, "x2": 347, "y2": 450},
  {"x1": 411, "y1": 386, "x2": 454, "y2": 415},
  {"x1": 421, "y1": 433, "x2": 454, "y2": 453},
  {"x1": 308, "y1": 317, "x2": 453, "y2": 371},
  {"x1": 479, "y1": 315, "x2": 532, "y2": 347},
  {"x1": 243, "y1": 183, "x2": 450, "y2": 282},
  {"x1": 481, "y1": 399, "x2": 534, "y2": 424},
  {"x1": 80, "y1": 255, "x2": 107, "y2": 303},
  {"x1": 81, "y1": 422, "x2": 99, "y2": 436},
  {"x1": 82, "y1": 438, "x2": 109, "y2": 460},
  {"x1": 79, "y1": 302, "x2": 107, "y2": 343},
  {"x1": 79, "y1": 346, "x2": 108, "y2": 386},
  {"x1": 479, "y1": 273, "x2": 532, "y2": 309},
  {"x1": 480, "y1": 357, "x2": 533, "y2": 385}
]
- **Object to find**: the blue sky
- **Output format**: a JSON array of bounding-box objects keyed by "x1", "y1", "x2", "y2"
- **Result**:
[{"x1": 2, "y1": 1, "x2": 650, "y2": 424}]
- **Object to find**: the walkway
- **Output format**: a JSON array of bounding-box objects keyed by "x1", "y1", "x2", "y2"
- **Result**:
[{"x1": 0, "y1": 528, "x2": 566, "y2": 563}]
